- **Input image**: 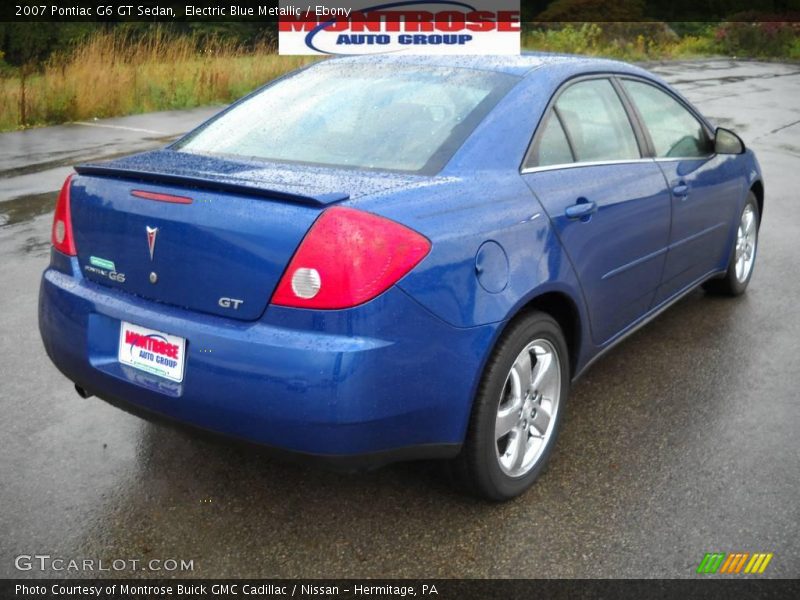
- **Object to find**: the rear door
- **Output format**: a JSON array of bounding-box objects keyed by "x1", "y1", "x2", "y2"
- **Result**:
[
  {"x1": 619, "y1": 78, "x2": 740, "y2": 303},
  {"x1": 522, "y1": 77, "x2": 672, "y2": 345}
]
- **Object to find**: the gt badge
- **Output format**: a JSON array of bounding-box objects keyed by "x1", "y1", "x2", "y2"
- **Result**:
[{"x1": 219, "y1": 297, "x2": 244, "y2": 310}]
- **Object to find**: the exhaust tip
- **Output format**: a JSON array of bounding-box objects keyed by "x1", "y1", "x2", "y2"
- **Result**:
[{"x1": 74, "y1": 384, "x2": 93, "y2": 399}]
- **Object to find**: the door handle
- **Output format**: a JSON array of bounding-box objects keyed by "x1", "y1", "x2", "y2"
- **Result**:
[
  {"x1": 672, "y1": 183, "x2": 690, "y2": 198},
  {"x1": 565, "y1": 199, "x2": 597, "y2": 220}
]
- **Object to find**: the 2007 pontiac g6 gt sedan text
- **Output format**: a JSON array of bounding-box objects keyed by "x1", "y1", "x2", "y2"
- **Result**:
[{"x1": 39, "y1": 54, "x2": 763, "y2": 500}]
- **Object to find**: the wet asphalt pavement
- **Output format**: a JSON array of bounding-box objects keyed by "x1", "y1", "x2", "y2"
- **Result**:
[{"x1": 0, "y1": 60, "x2": 798, "y2": 579}]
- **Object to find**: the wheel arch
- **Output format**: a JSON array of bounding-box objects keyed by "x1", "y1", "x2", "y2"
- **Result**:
[
  {"x1": 750, "y1": 180, "x2": 764, "y2": 225},
  {"x1": 499, "y1": 290, "x2": 583, "y2": 379}
]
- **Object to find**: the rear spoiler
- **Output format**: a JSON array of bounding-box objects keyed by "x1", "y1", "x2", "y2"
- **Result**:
[{"x1": 74, "y1": 164, "x2": 350, "y2": 206}]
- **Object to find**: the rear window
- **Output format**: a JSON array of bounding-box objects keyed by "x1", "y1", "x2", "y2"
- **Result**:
[{"x1": 175, "y1": 62, "x2": 518, "y2": 175}]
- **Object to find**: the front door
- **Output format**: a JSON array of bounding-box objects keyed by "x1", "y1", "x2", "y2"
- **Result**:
[{"x1": 619, "y1": 78, "x2": 739, "y2": 303}]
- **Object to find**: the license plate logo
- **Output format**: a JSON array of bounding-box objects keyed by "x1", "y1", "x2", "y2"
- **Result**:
[{"x1": 118, "y1": 321, "x2": 186, "y2": 383}]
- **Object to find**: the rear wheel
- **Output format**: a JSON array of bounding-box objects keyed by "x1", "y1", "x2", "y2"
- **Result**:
[
  {"x1": 704, "y1": 192, "x2": 760, "y2": 296},
  {"x1": 450, "y1": 311, "x2": 569, "y2": 501}
]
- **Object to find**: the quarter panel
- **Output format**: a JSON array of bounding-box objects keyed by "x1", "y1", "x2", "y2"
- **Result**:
[{"x1": 363, "y1": 173, "x2": 584, "y2": 331}]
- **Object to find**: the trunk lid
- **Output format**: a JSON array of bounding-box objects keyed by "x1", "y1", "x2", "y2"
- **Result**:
[{"x1": 69, "y1": 150, "x2": 421, "y2": 321}]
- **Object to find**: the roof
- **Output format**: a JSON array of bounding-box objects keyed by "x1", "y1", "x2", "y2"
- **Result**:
[{"x1": 327, "y1": 52, "x2": 639, "y2": 78}]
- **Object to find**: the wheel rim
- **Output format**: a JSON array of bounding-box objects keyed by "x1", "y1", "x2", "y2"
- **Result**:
[
  {"x1": 494, "y1": 339, "x2": 561, "y2": 478},
  {"x1": 734, "y1": 204, "x2": 757, "y2": 283}
]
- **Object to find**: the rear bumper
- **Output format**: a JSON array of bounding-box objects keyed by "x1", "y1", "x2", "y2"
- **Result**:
[
  {"x1": 38, "y1": 253, "x2": 497, "y2": 463},
  {"x1": 88, "y1": 384, "x2": 460, "y2": 471}
]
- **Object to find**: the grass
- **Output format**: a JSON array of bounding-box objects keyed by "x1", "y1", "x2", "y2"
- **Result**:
[{"x1": 0, "y1": 30, "x2": 317, "y2": 131}]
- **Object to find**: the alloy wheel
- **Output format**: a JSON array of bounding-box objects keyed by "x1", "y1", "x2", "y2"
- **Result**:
[
  {"x1": 494, "y1": 339, "x2": 562, "y2": 478},
  {"x1": 735, "y1": 204, "x2": 757, "y2": 283}
]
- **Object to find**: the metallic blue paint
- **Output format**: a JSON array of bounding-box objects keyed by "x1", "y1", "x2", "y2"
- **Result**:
[
  {"x1": 38, "y1": 53, "x2": 764, "y2": 464},
  {"x1": 40, "y1": 253, "x2": 496, "y2": 455},
  {"x1": 70, "y1": 175, "x2": 320, "y2": 321},
  {"x1": 654, "y1": 155, "x2": 745, "y2": 303},
  {"x1": 524, "y1": 163, "x2": 672, "y2": 344}
]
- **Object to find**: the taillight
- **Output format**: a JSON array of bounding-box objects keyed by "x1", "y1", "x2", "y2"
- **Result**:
[
  {"x1": 51, "y1": 174, "x2": 77, "y2": 256},
  {"x1": 271, "y1": 207, "x2": 430, "y2": 309}
]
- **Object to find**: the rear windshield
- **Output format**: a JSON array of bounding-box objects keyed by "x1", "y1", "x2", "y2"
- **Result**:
[{"x1": 174, "y1": 62, "x2": 518, "y2": 175}]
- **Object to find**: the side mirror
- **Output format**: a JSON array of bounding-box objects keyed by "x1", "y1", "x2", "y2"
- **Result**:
[{"x1": 715, "y1": 127, "x2": 745, "y2": 155}]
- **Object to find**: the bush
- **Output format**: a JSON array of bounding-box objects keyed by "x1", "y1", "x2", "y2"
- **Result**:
[
  {"x1": 714, "y1": 15, "x2": 800, "y2": 57},
  {"x1": 523, "y1": 18, "x2": 800, "y2": 61},
  {"x1": 670, "y1": 34, "x2": 720, "y2": 57},
  {"x1": 524, "y1": 24, "x2": 605, "y2": 55},
  {"x1": 523, "y1": 22, "x2": 703, "y2": 61},
  {"x1": 791, "y1": 36, "x2": 800, "y2": 59}
]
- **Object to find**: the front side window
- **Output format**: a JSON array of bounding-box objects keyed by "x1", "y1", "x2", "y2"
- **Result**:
[
  {"x1": 622, "y1": 79, "x2": 711, "y2": 158},
  {"x1": 554, "y1": 79, "x2": 640, "y2": 163},
  {"x1": 175, "y1": 63, "x2": 517, "y2": 174}
]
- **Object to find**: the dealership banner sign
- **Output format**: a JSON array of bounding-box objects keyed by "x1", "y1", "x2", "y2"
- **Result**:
[{"x1": 278, "y1": 1, "x2": 520, "y2": 55}]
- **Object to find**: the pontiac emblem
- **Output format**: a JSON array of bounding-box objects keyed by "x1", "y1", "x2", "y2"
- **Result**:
[{"x1": 146, "y1": 226, "x2": 158, "y2": 261}]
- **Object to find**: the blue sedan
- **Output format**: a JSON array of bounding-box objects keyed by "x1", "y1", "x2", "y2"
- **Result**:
[{"x1": 39, "y1": 54, "x2": 763, "y2": 500}]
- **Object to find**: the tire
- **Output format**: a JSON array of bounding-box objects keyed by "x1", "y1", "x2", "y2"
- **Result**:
[
  {"x1": 450, "y1": 311, "x2": 570, "y2": 501},
  {"x1": 704, "y1": 192, "x2": 760, "y2": 296}
]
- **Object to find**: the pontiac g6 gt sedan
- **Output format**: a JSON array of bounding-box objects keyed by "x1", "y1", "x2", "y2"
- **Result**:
[{"x1": 39, "y1": 54, "x2": 763, "y2": 500}]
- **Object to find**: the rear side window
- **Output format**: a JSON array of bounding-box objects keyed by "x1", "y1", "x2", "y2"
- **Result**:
[
  {"x1": 531, "y1": 113, "x2": 574, "y2": 167},
  {"x1": 555, "y1": 79, "x2": 640, "y2": 163},
  {"x1": 622, "y1": 79, "x2": 711, "y2": 158}
]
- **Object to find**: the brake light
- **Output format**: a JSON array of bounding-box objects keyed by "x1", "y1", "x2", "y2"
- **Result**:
[
  {"x1": 51, "y1": 174, "x2": 77, "y2": 256},
  {"x1": 272, "y1": 207, "x2": 430, "y2": 309},
  {"x1": 131, "y1": 189, "x2": 193, "y2": 204}
]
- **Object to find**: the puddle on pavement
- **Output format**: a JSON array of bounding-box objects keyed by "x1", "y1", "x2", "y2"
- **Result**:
[{"x1": 0, "y1": 191, "x2": 56, "y2": 228}]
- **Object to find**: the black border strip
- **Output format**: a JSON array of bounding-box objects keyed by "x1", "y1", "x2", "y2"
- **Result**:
[{"x1": 2, "y1": 578, "x2": 799, "y2": 599}]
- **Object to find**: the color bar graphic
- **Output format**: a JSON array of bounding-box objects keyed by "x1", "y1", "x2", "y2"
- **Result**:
[
  {"x1": 697, "y1": 553, "x2": 726, "y2": 574},
  {"x1": 744, "y1": 553, "x2": 774, "y2": 574},
  {"x1": 697, "y1": 552, "x2": 773, "y2": 574}
]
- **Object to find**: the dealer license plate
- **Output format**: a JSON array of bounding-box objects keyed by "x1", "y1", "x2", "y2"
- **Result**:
[{"x1": 118, "y1": 321, "x2": 186, "y2": 383}]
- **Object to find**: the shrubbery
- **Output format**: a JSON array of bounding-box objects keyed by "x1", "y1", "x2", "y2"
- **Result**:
[
  {"x1": 714, "y1": 16, "x2": 800, "y2": 58},
  {"x1": 524, "y1": 19, "x2": 799, "y2": 60},
  {"x1": 524, "y1": 23, "x2": 715, "y2": 60}
]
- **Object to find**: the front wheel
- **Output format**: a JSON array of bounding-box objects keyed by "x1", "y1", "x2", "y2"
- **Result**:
[
  {"x1": 450, "y1": 311, "x2": 570, "y2": 501},
  {"x1": 704, "y1": 192, "x2": 760, "y2": 296}
]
